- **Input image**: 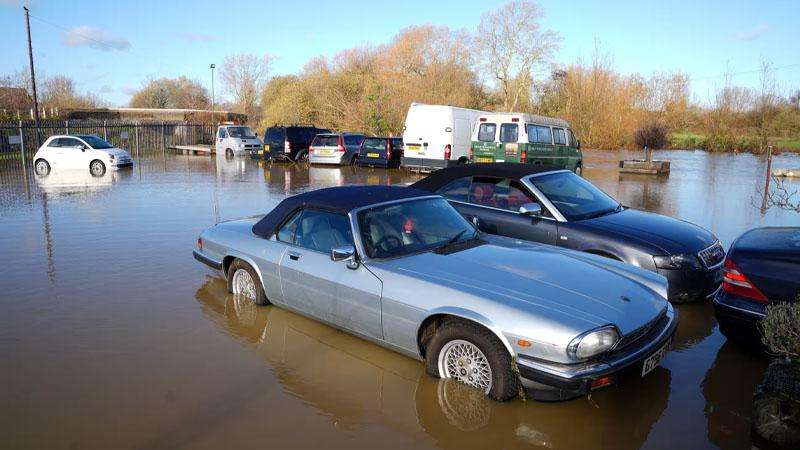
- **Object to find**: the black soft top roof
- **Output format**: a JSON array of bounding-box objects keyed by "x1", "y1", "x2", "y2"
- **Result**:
[
  {"x1": 252, "y1": 185, "x2": 434, "y2": 238},
  {"x1": 411, "y1": 163, "x2": 563, "y2": 192}
]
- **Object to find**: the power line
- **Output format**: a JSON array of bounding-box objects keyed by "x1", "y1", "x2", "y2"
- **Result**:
[{"x1": 28, "y1": 12, "x2": 143, "y2": 58}]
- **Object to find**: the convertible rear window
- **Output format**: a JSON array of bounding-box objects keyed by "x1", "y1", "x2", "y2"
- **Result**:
[{"x1": 357, "y1": 197, "x2": 476, "y2": 259}]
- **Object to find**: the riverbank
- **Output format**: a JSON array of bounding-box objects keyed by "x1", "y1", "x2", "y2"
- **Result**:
[{"x1": 669, "y1": 132, "x2": 800, "y2": 154}]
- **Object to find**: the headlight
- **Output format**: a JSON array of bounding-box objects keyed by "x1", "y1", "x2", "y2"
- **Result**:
[
  {"x1": 237, "y1": 143, "x2": 245, "y2": 149},
  {"x1": 567, "y1": 326, "x2": 619, "y2": 361},
  {"x1": 653, "y1": 253, "x2": 701, "y2": 270}
]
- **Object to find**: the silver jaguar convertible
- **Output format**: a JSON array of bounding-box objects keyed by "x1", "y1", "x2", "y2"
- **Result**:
[{"x1": 193, "y1": 185, "x2": 678, "y2": 401}]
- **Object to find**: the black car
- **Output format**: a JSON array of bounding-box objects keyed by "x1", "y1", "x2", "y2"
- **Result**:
[
  {"x1": 262, "y1": 124, "x2": 331, "y2": 162},
  {"x1": 713, "y1": 227, "x2": 800, "y2": 344},
  {"x1": 412, "y1": 163, "x2": 724, "y2": 303},
  {"x1": 357, "y1": 136, "x2": 403, "y2": 168}
]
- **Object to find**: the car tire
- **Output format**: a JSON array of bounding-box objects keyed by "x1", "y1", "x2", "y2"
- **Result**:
[
  {"x1": 225, "y1": 148, "x2": 234, "y2": 159},
  {"x1": 89, "y1": 159, "x2": 106, "y2": 176},
  {"x1": 295, "y1": 151, "x2": 308, "y2": 163},
  {"x1": 425, "y1": 319, "x2": 520, "y2": 401},
  {"x1": 34, "y1": 159, "x2": 50, "y2": 176},
  {"x1": 227, "y1": 259, "x2": 269, "y2": 306}
]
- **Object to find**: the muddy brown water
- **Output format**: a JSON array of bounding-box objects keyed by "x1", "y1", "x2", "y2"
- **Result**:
[{"x1": 1, "y1": 149, "x2": 799, "y2": 449}]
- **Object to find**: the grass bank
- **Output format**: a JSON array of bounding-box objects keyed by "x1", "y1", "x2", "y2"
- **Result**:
[{"x1": 669, "y1": 132, "x2": 800, "y2": 153}]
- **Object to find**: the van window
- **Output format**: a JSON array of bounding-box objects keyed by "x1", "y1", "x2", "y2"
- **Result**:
[
  {"x1": 526, "y1": 125, "x2": 552, "y2": 144},
  {"x1": 553, "y1": 128, "x2": 567, "y2": 145},
  {"x1": 437, "y1": 176, "x2": 471, "y2": 202},
  {"x1": 344, "y1": 135, "x2": 364, "y2": 146},
  {"x1": 218, "y1": 128, "x2": 228, "y2": 139},
  {"x1": 499, "y1": 124, "x2": 518, "y2": 143},
  {"x1": 567, "y1": 129, "x2": 577, "y2": 147},
  {"x1": 265, "y1": 128, "x2": 284, "y2": 144},
  {"x1": 477, "y1": 123, "x2": 497, "y2": 142}
]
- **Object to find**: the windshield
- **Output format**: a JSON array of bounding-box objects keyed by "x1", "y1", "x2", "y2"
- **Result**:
[
  {"x1": 227, "y1": 126, "x2": 256, "y2": 138},
  {"x1": 358, "y1": 197, "x2": 476, "y2": 259},
  {"x1": 529, "y1": 171, "x2": 621, "y2": 221},
  {"x1": 79, "y1": 135, "x2": 113, "y2": 149}
]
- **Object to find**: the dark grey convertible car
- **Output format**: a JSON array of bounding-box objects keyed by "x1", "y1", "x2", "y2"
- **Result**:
[
  {"x1": 412, "y1": 164, "x2": 724, "y2": 303},
  {"x1": 194, "y1": 185, "x2": 677, "y2": 401}
]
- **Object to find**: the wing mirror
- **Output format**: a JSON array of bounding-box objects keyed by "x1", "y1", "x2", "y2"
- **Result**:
[
  {"x1": 79, "y1": 144, "x2": 87, "y2": 152},
  {"x1": 519, "y1": 203, "x2": 543, "y2": 217},
  {"x1": 331, "y1": 245, "x2": 359, "y2": 269}
]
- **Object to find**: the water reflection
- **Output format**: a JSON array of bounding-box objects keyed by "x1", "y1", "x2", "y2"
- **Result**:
[
  {"x1": 33, "y1": 168, "x2": 132, "y2": 197},
  {"x1": 672, "y1": 301, "x2": 718, "y2": 350},
  {"x1": 702, "y1": 341, "x2": 768, "y2": 450},
  {"x1": 195, "y1": 276, "x2": 671, "y2": 449}
]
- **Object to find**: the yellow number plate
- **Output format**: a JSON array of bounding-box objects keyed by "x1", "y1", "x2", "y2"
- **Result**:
[
  {"x1": 264, "y1": 145, "x2": 270, "y2": 152},
  {"x1": 367, "y1": 152, "x2": 380, "y2": 158},
  {"x1": 475, "y1": 157, "x2": 493, "y2": 163}
]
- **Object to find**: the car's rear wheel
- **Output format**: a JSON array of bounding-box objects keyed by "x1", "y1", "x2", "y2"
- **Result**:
[
  {"x1": 34, "y1": 159, "x2": 50, "y2": 176},
  {"x1": 425, "y1": 319, "x2": 520, "y2": 401},
  {"x1": 227, "y1": 259, "x2": 269, "y2": 305},
  {"x1": 89, "y1": 160, "x2": 106, "y2": 176}
]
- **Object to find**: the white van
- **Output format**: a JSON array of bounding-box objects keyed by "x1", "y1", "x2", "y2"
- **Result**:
[
  {"x1": 401, "y1": 103, "x2": 488, "y2": 171},
  {"x1": 215, "y1": 124, "x2": 263, "y2": 158}
]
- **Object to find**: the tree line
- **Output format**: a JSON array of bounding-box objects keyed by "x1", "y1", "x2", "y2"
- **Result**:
[{"x1": 1, "y1": 0, "x2": 797, "y2": 152}]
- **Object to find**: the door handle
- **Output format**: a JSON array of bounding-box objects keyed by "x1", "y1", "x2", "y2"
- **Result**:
[{"x1": 288, "y1": 252, "x2": 301, "y2": 261}]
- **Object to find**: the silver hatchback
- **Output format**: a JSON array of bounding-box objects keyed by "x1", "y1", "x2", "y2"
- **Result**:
[{"x1": 193, "y1": 185, "x2": 677, "y2": 401}]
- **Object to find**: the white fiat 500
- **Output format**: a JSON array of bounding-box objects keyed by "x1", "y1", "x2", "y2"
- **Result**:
[{"x1": 33, "y1": 134, "x2": 134, "y2": 176}]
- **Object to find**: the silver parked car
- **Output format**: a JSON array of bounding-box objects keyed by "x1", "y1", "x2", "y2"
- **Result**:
[{"x1": 193, "y1": 185, "x2": 677, "y2": 401}]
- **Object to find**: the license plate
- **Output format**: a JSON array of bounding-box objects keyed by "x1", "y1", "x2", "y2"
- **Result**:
[
  {"x1": 475, "y1": 157, "x2": 493, "y2": 163},
  {"x1": 264, "y1": 145, "x2": 270, "y2": 152},
  {"x1": 319, "y1": 149, "x2": 333, "y2": 156},
  {"x1": 367, "y1": 152, "x2": 380, "y2": 158},
  {"x1": 258, "y1": 150, "x2": 263, "y2": 154},
  {"x1": 642, "y1": 339, "x2": 670, "y2": 377}
]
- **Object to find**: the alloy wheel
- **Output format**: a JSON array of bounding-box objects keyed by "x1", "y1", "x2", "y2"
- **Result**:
[
  {"x1": 438, "y1": 339, "x2": 493, "y2": 393},
  {"x1": 232, "y1": 268, "x2": 257, "y2": 301}
]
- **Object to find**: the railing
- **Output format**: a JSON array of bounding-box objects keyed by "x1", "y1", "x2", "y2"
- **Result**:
[{"x1": 0, "y1": 120, "x2": 216, "y2": 164}]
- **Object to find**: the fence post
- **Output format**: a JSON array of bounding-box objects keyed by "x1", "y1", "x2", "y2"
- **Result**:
[
  {"x1": 18, "y1": 120, "x2": 27, "y2": 170},
  {"x1": 65, "y1": 120, "x2": 69, "y2": 135},
  {"x1": 162, "y1": 121, "x2": 166, "y2": 157},
  {"x1": 103, "y1": 120, "x2": 108, "y2": 140},
  {"x1": 134, "y1": 122, "x2": 140, "y2": 160}
]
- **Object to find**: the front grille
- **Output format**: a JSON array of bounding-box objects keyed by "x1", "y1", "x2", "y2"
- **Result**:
[
  {"x1": 698, "y1": 241, "x2": 725, "y2": 269},
  {"x1": 614, "y1": 309, "x2": 668, "y2": 352}
]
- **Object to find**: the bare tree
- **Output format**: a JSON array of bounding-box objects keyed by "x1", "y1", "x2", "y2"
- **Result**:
[
  {"x1": 221, "y1": 53, "x2": 271, "y2": 123},
  {"x1": 765, "y1": 176, "x2": 800, "y2": 213},
  {"x1": 474, "y1": 0, "x2": 560, "y2": 111},
  {"x1": 129, "y1": 76, "x2": 210, "y2": 109}
]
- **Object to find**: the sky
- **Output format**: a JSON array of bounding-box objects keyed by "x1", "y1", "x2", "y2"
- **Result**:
[{"x1": 0, "y1": 0, "x2": 798, "y2": 107}]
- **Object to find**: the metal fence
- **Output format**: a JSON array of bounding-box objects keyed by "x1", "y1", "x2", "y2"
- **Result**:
[{"x1": 0, "y1": 120, "x2": 216, "y2": 162}]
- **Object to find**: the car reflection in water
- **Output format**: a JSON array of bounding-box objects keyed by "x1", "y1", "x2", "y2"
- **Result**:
[
  {"x1": 195, "y1": 277, "x2": 672, "y2": 449},
  {"x1": 702, "y1": 340, "x2": 768, "y2": 450},
  {"x1": 34, "y1": 167, "x2": 132, "y2": 197}
]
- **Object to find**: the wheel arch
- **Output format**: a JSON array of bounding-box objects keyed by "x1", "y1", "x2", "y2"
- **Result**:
[
  {"x1": 221, "y1": 253, "x2": 267, "y2": 291},
  {"x1": 416, "y1": 307, "x2": 515, "y2": 360}
]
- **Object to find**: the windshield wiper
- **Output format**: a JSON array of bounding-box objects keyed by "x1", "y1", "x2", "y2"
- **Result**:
[{"x1": 433, "y1": 229, "x2": 480, "y2": 252}]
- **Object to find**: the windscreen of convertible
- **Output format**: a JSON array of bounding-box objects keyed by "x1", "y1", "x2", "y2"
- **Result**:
[
  {"x1": 529, "y1": 171, "x2": 621, "y2": 221},
  {"x1": 358, "y1": 198, "x2": 476, "y2": 258}
]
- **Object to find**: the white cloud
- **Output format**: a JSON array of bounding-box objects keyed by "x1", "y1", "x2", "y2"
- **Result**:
[
  {"x1": 61, "y1": 26, "x2": 131, "y2": 51},
  {"x1": 732, "y1": 24, "x2": 771, "y2": 42},
  {"x1": 176, "y1": 32, "x2": 219, "y2": 42}
]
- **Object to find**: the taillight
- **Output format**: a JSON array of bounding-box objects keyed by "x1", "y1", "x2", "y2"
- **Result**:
[
  {"x1": 337, "y1": 135, "x2": 345, "y2": 153},
  {"x1": 468, "y1": 146, "x2": 474, "y2": 159},
  {"x1": 520, "y1": 148, "x2": 527, "y2": 162},
  {"x1": 197, "y1": 237, "x2": 203, "y2": 250},
  {"x1": 308, "y1": 145, "x2": 314, "y2": 154},
  {"x1": 444, "y1": 144, "x2": 452, "y2": 160},
  {"x1": 284, "y1": 139, "x2": 291, "y2": 153},
  {"x1": 386, "y1": 141, "x2": 392, "y2": 160},
  {"x1": 722, "y1": 258, "x2": 768, "y2": 302}
]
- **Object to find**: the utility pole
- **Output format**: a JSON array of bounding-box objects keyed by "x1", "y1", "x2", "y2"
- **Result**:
[
  {"x1": 24, "y1": 6, "x2": 41, "y2": 147},
  {"x1": 210, "y1": 64, "x2": 216, "y2": 123}
]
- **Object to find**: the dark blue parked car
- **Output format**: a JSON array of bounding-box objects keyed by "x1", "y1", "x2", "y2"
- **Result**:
[{"x1": 713, "y1": 227, "x2": 800, "y2": 345}]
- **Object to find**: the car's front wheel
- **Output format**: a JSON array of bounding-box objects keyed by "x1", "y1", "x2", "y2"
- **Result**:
[
  {"x1": 89, "y1": 160, "x2": 106, "y2": 176},
  {"x1": 225, "y1": 148, "x2": 234, "y2": 159},
  {"x1": 425, "y1": 319, "x2": 520, "y2": 401},
  {"x1": 34, "y1": 159, "x2": 50, "y2": 176},
  {"x1": 227, "y1": 258, "x2": 269, "y2": 305}
]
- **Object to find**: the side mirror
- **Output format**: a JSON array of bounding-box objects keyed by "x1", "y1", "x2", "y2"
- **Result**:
[
  {"x1": 79, "y1": 145, "x2": 87, "y2": 152},
  {"x1": 331, "y1": 245, "x2": 359, "y2": 269},
  {"x1": 519, "y1": 203, "x2": 543, "y2": 217},
  {"x1": 577, "y1": 139, "x2": 582, "y2": 150}
]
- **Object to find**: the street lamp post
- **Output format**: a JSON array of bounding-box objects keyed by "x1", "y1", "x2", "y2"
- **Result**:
[{"x1": 210, "y1": 64, "x2": 215, "y2": 123}]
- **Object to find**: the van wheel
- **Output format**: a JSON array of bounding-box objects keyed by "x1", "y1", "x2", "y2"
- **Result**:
[
  {"x1": 34, "y1": 159, "x2": 50, "y2": 176},
  {"x1": 457, "y1": 157, "x2": 469, "y2": 165},
  {"x1": 225, "y1": 148, "x2": 234, "y2": 159},
  {"x1": 425, "y1": 319, "x2": 520, "y2": 401},
  {"x1": 295, "y1": 151, "x2": 309, "y2": 163},
  {"x1": 89, "y1": 160, "x2": 106, "y2": 176}
]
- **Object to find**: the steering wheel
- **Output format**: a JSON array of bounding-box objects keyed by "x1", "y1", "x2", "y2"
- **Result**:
[{"x1": 375, "y1": 235, "x2": 402, "y2": 253}]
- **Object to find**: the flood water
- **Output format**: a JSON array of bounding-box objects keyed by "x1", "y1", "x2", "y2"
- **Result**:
[{"x1": 1, "y1": 149, "x2": 799, "y2": 449}]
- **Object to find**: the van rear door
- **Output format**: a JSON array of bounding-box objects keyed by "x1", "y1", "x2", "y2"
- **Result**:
[{"x1": 499, "y1": 122, "x2": 520, "y2": 163}]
